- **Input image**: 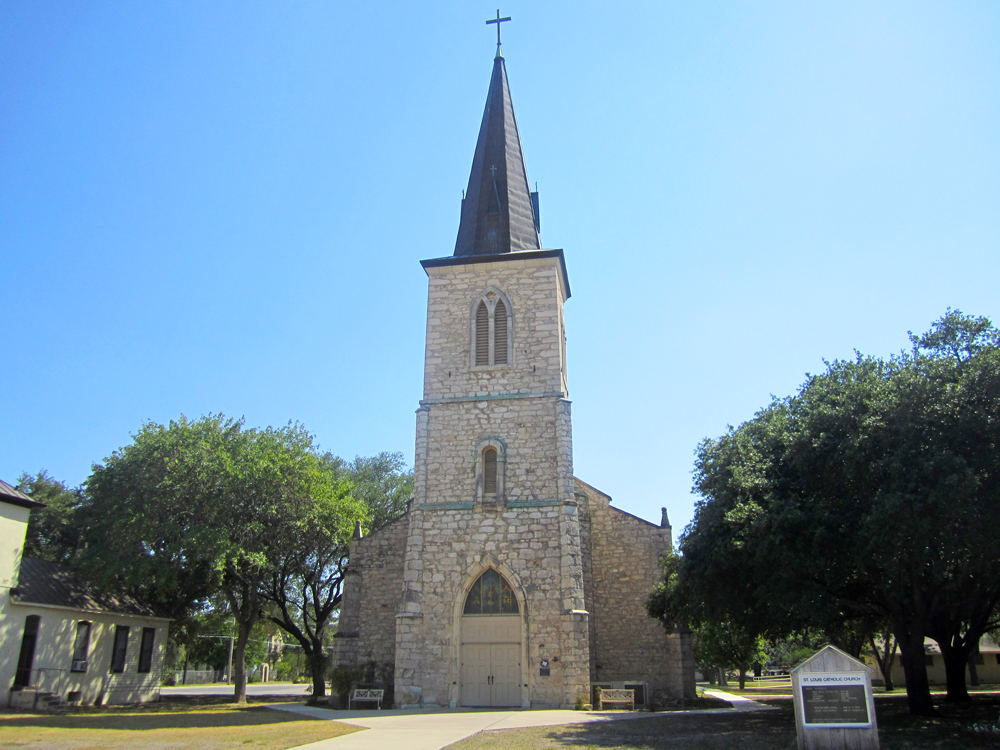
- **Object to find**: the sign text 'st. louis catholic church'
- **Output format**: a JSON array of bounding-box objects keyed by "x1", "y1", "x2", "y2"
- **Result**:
[{"x1": 333, "y1": 25, "x2": 696, "y2": 709}]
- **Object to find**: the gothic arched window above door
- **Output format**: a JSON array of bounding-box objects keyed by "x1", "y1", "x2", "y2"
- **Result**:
[{"x1": 463, "y1": 569, "x2": 519, "y2": 615}]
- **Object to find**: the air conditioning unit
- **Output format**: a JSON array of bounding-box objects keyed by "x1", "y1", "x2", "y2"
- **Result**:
[{"x1": 71, "y1": 660, "x2": 88, "y2": 673}]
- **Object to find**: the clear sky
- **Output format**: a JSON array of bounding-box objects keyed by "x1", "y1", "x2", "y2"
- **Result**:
[{"x1": 2, "y1": 2, "x2": 998, "y2": 537}]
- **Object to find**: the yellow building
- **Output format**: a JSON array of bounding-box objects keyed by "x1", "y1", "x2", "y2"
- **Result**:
[{"x1": 0, "y1": 480, "x2": 171, "y2": 708}]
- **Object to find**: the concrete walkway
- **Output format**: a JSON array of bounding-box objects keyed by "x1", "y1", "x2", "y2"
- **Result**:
[
  {"x1": 703, "y1": 688, "x2": 778, "y2": 711},
  {"x1": 267, "y1": 691, "x2": 772, "y2": 750}
]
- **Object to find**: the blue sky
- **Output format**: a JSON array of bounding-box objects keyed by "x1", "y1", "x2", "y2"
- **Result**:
[{"x1": 2, "y1": 2, "x2": 998, "y2": 537}]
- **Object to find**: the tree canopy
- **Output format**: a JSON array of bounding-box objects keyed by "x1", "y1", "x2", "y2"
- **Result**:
[
  {"x1": 650, "y1": 311, "x2": 1000, "y2": 716},
  {"x1": 81, "y1": 415, "x2": 367, "y2": 703},
  {"x1": 15, "y1": 470, "x2": 83, "y2": 564}
]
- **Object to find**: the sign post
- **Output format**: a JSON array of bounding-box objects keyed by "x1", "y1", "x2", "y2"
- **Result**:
[{"x1": 791, "y1": 645, "x2": 879, "y2": 750}]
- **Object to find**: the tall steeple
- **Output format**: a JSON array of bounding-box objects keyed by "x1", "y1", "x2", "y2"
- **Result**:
[{"x1": 453, "y1": 47, "x2": 541, "y2": 257}]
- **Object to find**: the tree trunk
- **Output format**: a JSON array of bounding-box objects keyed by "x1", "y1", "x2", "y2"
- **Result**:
[
  {"x1": 938, "y1": 640, "x2": 971, "y2": 702},
  {"x1": 232, "y1": 620, "x2": 252, "y2": 704},
  {"x1": 738, "y1": 666, "x2": 747, "y2": 690},
  {"x1": 182, "y1": 654, "x2": 188, "y2": 686},
  {"x1": 308, "y1": 643, "x2": 327, "y2": 698},
  {"x1": 969, "y1": 644, "x2": 981, "y2": 687},
  {"x1": 895, "y1": 626, "x2": 936, "y2": 716},
  {"x1": 717, "y1": 667, "x2": 728, "y2": 687},
  {"x1": 753, "y1": 662, "x2": 762, "y2": 678},
  {"x1": 882, "y1": 646, "x2": 896, "y2": 692},
  {"x1": 869, "y1": 633, "x2": 895, "y2": 692}
]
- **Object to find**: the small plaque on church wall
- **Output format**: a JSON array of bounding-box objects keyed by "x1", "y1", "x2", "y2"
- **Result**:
[{"x1": 539, "y1": 659, "x2": 550, "y2": 677}]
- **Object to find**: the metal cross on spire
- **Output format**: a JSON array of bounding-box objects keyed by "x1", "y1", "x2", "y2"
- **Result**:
[{"x1": 486, "y1": 9, "x2": 511, "y2": 46}]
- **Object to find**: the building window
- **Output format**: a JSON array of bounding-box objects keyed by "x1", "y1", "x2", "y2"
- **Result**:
[
  {"x1": 110, "y1": 625, "x2": 130, "y2": 673},
  {"x1": 463, "y1": 569, "x2": 519, "y2": 615},
  {"x1": 493, "y1": 299, "x2": 508, "y2": 365},
  {"x1": 14, "y1": 615, "x2": 40, "y2": 688},
  {"x1": 471, "y1": 288, "x2": 512, "y2": 367},
  {"x1": 71, "y1": 621, "x2": 91, "y2": 672},
  {"x1": 475, "y1": 301, "x2": 490, "y2": 365},
  {"x1": 924, "y1": 655, "x2": 934, "y2": 667},
  {"x1": 138, "y1": 628, "x2": 156, "y2": 673},
  {"x1": 483, "y1": 448, "x2": 498, "y2": 495},
  {"x1": 475, "y1": 438, "x2": 505, "y2": 503}
]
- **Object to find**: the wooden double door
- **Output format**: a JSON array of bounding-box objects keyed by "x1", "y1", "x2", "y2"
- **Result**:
[{"x1": 460, "y1": 615, "x2": 521, "y2": 707}]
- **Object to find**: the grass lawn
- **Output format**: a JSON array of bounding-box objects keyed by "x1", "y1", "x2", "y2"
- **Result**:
[
  {"x1": 445, "y1": 695, "x2": 1000, "y2": 750},
  {"x1": 0, "y1": 695, "x2": 361, "y2": 750}
]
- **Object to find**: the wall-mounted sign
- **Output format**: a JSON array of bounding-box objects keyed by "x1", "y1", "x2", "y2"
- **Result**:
[{"x1": 539, "y1": 659, "x2": 550, "y2": 677}]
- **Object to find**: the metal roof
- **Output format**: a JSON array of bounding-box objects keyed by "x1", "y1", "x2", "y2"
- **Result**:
[
  {"x1": 0, "y1": 479, "x2": 44, "y2": 509},
  {"x1": 12, "y1": 558, "x2": 169, "y2": 619},
  {"x1": 454, "y1": 48, "x2": 541, "y2": 257}
]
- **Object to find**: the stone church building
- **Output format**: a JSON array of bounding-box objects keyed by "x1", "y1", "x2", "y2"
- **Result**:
[{"x1": 333, "y1": 42, "x2": 695, "y2": 710}]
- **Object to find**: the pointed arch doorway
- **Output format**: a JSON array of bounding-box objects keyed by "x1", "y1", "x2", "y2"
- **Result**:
[{"x1": 460, "y1": 568, "x2": 522, "y2": 707}]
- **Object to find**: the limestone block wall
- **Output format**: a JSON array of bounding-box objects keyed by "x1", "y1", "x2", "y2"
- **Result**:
[
  {"x1": 422, "y1": 255, "x2": 568, "y2": 403},
  {"x1": 393, "y1": 503, "x2": 590, "y2": 709},
  {"x1": 419, "y1": 398, "x2": 563, "y2": 507},
  {"x1": 575, "y1": 478, "x2": 697, "y2": 705},
  {"x1": 332, "y1": 513, "x2": 409, "y2": 674}
]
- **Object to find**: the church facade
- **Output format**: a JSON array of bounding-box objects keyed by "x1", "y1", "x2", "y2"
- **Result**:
[{"x1": 333, "y1": 44, "x2": 695, "y2": 710}]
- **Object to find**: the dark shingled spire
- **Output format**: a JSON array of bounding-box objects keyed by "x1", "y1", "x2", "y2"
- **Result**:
[{"x1": 454, "y1": 46, "x2": 540, "y2": 257}]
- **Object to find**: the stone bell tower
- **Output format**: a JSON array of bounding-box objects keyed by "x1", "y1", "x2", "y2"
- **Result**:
[{"x1": 390, "y1": 40, "x2": 591, "y2": 709}]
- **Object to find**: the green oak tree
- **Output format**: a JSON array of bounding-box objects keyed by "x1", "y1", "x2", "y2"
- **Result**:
[
  {"x1": 652, "y1": 312, "x2": 1000, "y2": 716},
  {"x1": 263, "y1": 467, "x2": 358, "y2": 699},
  {"x1": 82, "y1": 415, "x2": 362, "y2": 704},
  {"x1": 15, "y1": 470, "x2": 83, "y2": 563}
]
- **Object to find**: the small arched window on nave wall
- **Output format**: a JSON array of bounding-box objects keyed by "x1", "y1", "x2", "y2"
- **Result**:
[{"x1": 464, "y1": 569, "x2": 519, "y2": 615}]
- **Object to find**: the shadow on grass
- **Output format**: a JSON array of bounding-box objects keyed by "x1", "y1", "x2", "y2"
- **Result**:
[
  {"x1": 450, "y1": 696, "x2": 1000, "y2": 750},
  {"x1": 0, "y1": 704, "x2": 308, "y2": 732},
  {"x1": 537, "y1": 706, "x2": 798, "y2": 750}
]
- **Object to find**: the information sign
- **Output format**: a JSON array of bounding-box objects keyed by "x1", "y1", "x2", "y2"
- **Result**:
[{"x1": 798, "y1": 672, "x2": 871, "y2": 728}]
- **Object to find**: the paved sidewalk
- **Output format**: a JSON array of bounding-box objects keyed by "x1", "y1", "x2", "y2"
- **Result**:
[
  {"x1": 267, "y1": 693, "x2": 769, "y2": 750},
  {"x1": 703, "y1": 688, "x2": 778, "y2": 711}
]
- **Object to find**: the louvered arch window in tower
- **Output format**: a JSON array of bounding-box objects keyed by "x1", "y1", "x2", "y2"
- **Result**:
[
  {"x1": 472, "y1": 292, "x2": 512, "y2": 368},
  {"x1": 493, "y1": 299, "x2": 508, "y2": 365},
  {"x1": 475, "y1": 301, "x2": 490, "y2": 366}
]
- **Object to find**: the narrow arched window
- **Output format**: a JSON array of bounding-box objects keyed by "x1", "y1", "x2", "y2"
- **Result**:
[
  {"x1": 471, "y1": 289, "x2": 512, "y2": 368},
  {"x1": 464, "y1": 569, "x2": 519, "y2": 615},
  {"x1": 494, "y1": 299, "x2": 508, "y2": 365},
  {"x1": 483, "y1": 447, "x2": 498, "y2": 495},
  {"x1": 475, "y1": 301, "x2": 490, "y2": 366}
]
